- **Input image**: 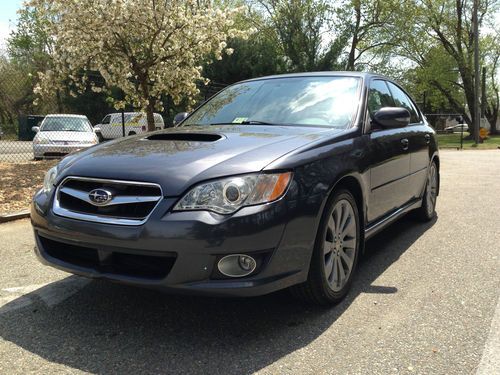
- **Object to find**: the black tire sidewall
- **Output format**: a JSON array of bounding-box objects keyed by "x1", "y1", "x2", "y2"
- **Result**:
[{"x1": 420, "y1": 162, "x2": 437, "y2": 220}]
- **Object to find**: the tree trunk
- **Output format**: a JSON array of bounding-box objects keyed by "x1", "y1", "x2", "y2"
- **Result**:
[
  {"x1": 137, "y1": 73, "x2": 156, "y2": 132},
  {"x1": 55, "y1": 88, "x2": 63, "y2": 113},
  {"x1": 346, "y1": 2, "x2": 361, "y2": 71},
  {"x1": 145, "y1": 99, "x2": 155, "y2": 132},
  {"x1": 485, "y1": 96, "x2": 499, "y2": 135},
  {"x1": 460, "y1": 71, "x2": 477, "y2": 140}
]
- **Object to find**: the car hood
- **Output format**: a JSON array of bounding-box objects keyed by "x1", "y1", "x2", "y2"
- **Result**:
[
  {"x1": 57, "y1": 125, "x2": 340, "y2": 196},
  {"x1": 36, "y1": 131, "x2": 96, "y2": 142}
]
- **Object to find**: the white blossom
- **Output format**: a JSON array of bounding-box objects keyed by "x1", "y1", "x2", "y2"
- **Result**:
[{"x1": 30, "y1": 0, "x2": 249, "y2": 129}]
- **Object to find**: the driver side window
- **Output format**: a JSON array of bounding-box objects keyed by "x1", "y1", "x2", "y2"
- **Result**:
[
  {"x1": 368, "y1": 80, "x2": 394, "y2": 131},
  {"x1": 101, "y1": 115, "x2": 111, "y2": 125},
  {"x1": 368, "y1": 80, "x2": 394, "y2": 116}
]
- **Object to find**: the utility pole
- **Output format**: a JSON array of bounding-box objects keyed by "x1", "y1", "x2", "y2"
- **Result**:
[{"x1": 473, "y1": 0, "x2": 480, "y2": 144}]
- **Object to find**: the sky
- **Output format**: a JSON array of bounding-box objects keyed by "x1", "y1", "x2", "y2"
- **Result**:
[{"x1": 0, "y1": 0, "x2": 23, "y2": 51}]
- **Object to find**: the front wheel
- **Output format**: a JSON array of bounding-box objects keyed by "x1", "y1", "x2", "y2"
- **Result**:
[
  {"x1": 415, "y1": 161, "x2": 438, "y2": 221},
  {"x1": 291, "y1": 189, "x2": 361, "y2": 305}
]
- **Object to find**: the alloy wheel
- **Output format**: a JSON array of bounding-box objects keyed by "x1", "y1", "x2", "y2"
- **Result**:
[{"x1": 323, "y1": 198, "x2": 357, "y2": 292}]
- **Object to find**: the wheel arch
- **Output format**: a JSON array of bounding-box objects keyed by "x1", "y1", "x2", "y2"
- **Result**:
[{"x1": 326, "y1": 173, "x2": 366, "y2": 253}]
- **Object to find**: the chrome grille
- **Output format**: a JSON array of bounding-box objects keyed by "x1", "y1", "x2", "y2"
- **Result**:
[{"x1": 53, "y1": 176, "x2": 163, "y2": 225}]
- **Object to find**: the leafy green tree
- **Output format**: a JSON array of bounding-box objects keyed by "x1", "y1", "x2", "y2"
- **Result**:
[
  {"x1": 203, "y1": 36, "x2": 286, "y2": 84},
  {"x1": 337, "y1": 0, "x2": 396, "y2": 71},
  {"x1": 7, "y1": 5, "x2": 54, "y2": 73},
  {"x1": 482, "y1": 33, "x2": 499, "y2": 134},
  {"x1": 386, "y1": 0, "x2": 498, "y2": 139},
  {"x1": 254, "y1": 0, "x2": 347, "y2": 71},
  {"x1": 6, "y1": 5, "x2": 62, "y2": 113}
]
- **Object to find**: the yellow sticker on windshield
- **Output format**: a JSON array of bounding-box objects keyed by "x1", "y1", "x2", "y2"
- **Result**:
[{"x1": 232, "y1": 117, "x2": 248, "y2": 124}]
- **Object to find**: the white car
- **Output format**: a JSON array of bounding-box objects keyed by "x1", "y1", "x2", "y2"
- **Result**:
[
  {"x1": 94, "y1": 112, "x2": 164, "y2": 140},
  {"x1": 445, "y1": 124, "x2": 469, "y2": 133},
  {"x1": 32, "y1": 114, "x2": 99, "y2": 160}
]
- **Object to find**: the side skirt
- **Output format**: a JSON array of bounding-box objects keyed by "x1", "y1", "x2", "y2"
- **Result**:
[{"x1": 364, "y1": 199, "x2": 422, "y2": 240}]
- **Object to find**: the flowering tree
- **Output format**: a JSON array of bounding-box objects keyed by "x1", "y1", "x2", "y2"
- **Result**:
[{"x1": 30, "y1": 0, "x2": 248, "y2": 130}]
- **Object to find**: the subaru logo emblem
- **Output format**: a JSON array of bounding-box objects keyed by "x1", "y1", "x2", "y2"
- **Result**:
[{"x1": 88, "y1": 189, "x2": 113, "y2": 206}]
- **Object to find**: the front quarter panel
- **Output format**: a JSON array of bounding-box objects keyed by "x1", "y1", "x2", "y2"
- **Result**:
[{"x1": 265, "y1": 130, "x2": 370, "y2": 267}]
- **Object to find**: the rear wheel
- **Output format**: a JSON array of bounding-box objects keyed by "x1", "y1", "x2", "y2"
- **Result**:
[
  {"x1": 291, "y1": 189, "x2": 361, "y2": 305},
  {"x1": 415, "y1": 161, "x2": 438, "y2": 221}
]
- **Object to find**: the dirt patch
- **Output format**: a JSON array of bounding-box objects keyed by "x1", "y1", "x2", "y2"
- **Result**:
[{"x1": 0, "y1": 161, "x2": 57, "y2": 215}]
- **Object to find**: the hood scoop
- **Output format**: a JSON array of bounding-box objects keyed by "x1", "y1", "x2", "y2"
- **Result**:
[{"x1": 146, "y1": 133, "x2": 222, "y2": 142}]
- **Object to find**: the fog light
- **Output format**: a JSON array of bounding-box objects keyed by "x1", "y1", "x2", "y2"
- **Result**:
[{"x1": 218, "y1": 254, "x2": 257, "y2": 277}]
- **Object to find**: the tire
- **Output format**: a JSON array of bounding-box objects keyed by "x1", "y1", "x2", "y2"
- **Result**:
[
  {"x1": 415, "y1": 161, "x2": 438, "y2": 221},
  {"x1": 291, "y1": 189, "x2": 361, "y2": 305},
  {"x1": 97, "y1": 133, "x2": 104, "y2": 143},
  {"x1": 128, "y1": 131, "x2": 136, "y2": 136}
]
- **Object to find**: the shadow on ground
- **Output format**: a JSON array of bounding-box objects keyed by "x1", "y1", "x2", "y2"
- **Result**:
[{"x1": 0, "y1": 215, "x2": 436, "y2": 374}]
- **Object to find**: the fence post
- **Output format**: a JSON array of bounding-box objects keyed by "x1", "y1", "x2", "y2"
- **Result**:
[
  {"x1": 121, "y1": 109, "x2": 125, "y2": 137},
  {"x1": 460, "y1": 124, "x2": 464, "y2": 150}
]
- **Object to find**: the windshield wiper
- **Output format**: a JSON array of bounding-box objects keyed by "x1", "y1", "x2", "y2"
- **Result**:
[
  {"x1": 209, "y1": 120, "x2": 274, "y2": 126},
  {"x1": 241, "y1": 120, "x2": 274, "y2": 125}
]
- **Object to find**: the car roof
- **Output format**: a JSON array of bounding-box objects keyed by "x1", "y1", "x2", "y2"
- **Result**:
[
  {"x1": 45, "y1": 114, "x2": 88, "y2": 118},
  {"x1": 240, "y1": 71, "x2": 390, "y2": 84},
  {"x1": 109, "y1": 112, "x2": 161, "y2": 115}
]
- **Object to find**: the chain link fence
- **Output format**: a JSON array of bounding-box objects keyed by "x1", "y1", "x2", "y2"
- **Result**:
[
  {"x1": 0, "y1": 76, "x2": 227, "y2": 163},
  {"x1": 424, "y1": 113, "x2": 469, "y2": 149}
]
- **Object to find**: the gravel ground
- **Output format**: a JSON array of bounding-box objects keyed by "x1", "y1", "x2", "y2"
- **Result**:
[
  {"x1": 0, "y1": 150, "x2": 499, "y2": 374},
  {"x1": 0, "y1": 141, "x2": 33, "y2": 163},
  {"x1": 0, "y1": 160, "x2": 56, "y2": 215}
]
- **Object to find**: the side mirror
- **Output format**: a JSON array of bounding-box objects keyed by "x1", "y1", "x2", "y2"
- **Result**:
[
  {"x1": 173, "y1": 112, "x2": 189, "y2": 126},
  {"x1": 373, "y1": 107, "x2": 410, "y2": 129},
  {"x1": 32, "y1": 126, "x2": 40, "y2": 133}
]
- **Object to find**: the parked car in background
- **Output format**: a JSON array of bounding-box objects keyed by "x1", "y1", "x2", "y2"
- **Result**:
[
  {"x1": 94, "y1": 112, "x2": 164, "y2": 140},
  {"x1": 32, "y1": 114, "x2": 98, "y2": 160},
  {"x1": 32, "y1": 72, "x2": 439, "y2": 305},
  {"x1": 445, "y1": 124, "x2": 468, "y2": 133}
]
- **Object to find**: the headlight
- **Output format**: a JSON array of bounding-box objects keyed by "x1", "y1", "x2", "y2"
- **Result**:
[
  {"x1": 82, "y1": 138, "x2": 98, "y2": 144},
  {"x1": 174, "y1": 172, "x2": 292, "y2": 214},
  {"x1": 33, "y1": 137, "x2": 50, "y2": 144},
  {"x1": 42, "y1": 166, "x2": 58, "y2": 193}
]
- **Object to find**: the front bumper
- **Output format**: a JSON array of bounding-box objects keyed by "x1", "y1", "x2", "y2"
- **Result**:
[
  {"x1": 31, "y1": 187, "x2": 325, "y2": 297},
  {"x1": 33, "y1": 143, "x2": 94, "y2": 158}
]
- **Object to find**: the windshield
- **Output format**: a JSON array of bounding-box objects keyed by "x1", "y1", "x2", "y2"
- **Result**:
[
  {"x1": 183, "y1": 76, "x2": 361, "y2": 129},
  {"x1": 41, "y1": 117, "x2": 92, "y2": 132}
]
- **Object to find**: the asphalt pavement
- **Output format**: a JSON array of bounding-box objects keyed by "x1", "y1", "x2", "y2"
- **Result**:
[{"x1": 0, "y1": 150, "x2": 499, "y2": 374}]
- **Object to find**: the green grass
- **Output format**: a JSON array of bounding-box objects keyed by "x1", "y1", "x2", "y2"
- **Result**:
[{"x1": 436, "y1": 132, "x2": 500, "y2": 150}]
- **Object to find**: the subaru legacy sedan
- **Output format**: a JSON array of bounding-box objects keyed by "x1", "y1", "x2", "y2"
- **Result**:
[{"x1": 31, "y1": 72, "x2": 439, "y2": 305}]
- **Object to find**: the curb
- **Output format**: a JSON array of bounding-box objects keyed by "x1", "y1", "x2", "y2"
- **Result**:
[{"x1": 0, "y1": 210, "x2": 30, "y2": 223}]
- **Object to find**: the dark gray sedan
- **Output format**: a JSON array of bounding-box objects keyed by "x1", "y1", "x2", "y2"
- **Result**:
[{"x1": 31, "y1": 72, "x2": 439, "y2": 305}]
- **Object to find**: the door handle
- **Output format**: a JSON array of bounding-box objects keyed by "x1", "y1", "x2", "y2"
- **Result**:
[
  {"x1": 424, "y1": 134, "x2": 431, "y2": 144},
  {"x1": 401, "y1": 138, "x2": 409, "y2": 151}
]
